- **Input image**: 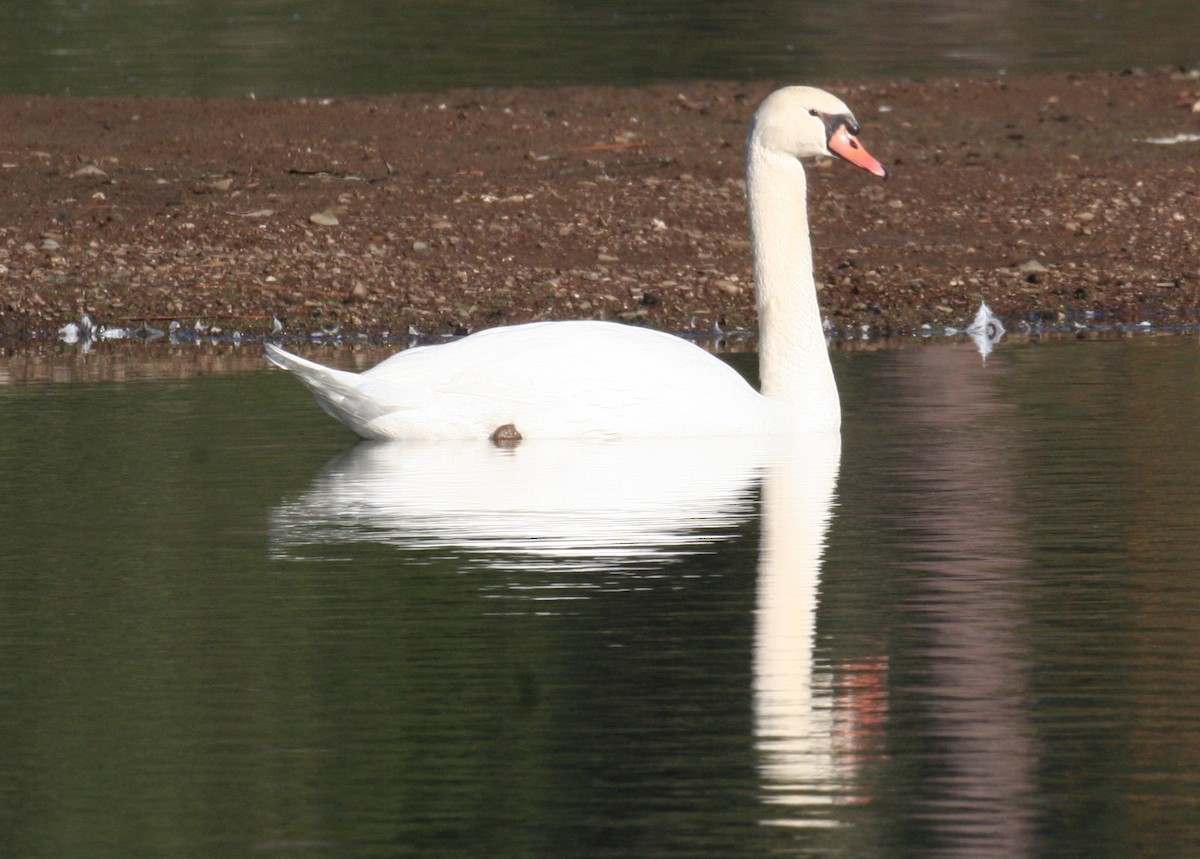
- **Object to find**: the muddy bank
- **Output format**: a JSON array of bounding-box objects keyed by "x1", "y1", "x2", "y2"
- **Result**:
[{"x1": 1, "y1": 70, "x2": 1198, "y2": 350}]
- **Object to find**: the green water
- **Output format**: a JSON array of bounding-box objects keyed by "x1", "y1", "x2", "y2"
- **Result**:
[
  {"x1": 1, "y1": 337, "x2": 1199, "y2": 856},
  {"x1": 1, "y1": 0, "x2": 1197, "y2": 97}
]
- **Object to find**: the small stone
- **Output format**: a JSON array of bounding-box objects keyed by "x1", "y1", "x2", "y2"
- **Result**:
[
  {"x1": 412, "y1": 240, "x2": 430, "y2": 253},
  {"x1": 597, "y1": 253, "x2": 619, "y2": 263},
  {"x1": 72, "y1": 164, "x2": 107, "y2": 178},
  {"x1": 40, "y1": 238, "x2": 60, "y2": 250},
  {"x1": 1017, "y1": 259, "x2": 1048, "y2": 273},
  {"x1": 309, "y1": 211, "x2": 339, "y2": 226}
]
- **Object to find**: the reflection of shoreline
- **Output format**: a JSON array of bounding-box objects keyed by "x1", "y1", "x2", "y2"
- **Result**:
[
  {"x1": 7, "y1": 329, "x2": 1191, "y2": 386},
  {"x1": 893, "y1": 343, "x2": 1039, "y2": 856},
  {"x1": 0, "y1": 342, "x2": 272, "y2": 385}
]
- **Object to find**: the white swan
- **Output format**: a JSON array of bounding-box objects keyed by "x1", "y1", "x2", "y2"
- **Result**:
[{"x1": 266, "y1": 86, "x2": 886, "y2": 440}]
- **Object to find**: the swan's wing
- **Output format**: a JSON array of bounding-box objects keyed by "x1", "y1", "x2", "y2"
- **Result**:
[
  {"x1": 366, "y1": 321, "x2": 751, "y2": 396},
  {"x1": 269, "y1": 322, "x2": 766, "y2": 439},
  {"x1": 361, "y1": 321, "x2": 764, "y2": 436}
]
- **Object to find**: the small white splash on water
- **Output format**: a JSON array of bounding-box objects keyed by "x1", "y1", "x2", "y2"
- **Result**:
[
  {"x1": 1143, "y1": 133, "x2": 1200, "y2": 145},
  {"x1": 58, "y1": 314, "x2": 96, "y2": 344},
  {"x1": 965, "y1": 301, "x2": 1006, "y2": 361},
  {"x1": 57, "y1": 322, "x2": 82, "y2": 344}
]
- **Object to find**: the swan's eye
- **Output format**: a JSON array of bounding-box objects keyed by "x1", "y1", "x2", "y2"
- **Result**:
[{"x1": 808, "y1": 109, "x2": 820, "y2": 117}]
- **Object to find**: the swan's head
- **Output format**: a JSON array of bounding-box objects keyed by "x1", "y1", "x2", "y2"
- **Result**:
[{"x1": 749, "y1": 86, "x2": 887, "y2": 178}]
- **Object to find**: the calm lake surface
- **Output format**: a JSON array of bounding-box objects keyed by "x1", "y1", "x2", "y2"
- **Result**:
[
  {"x1": 1, "y1": 0, "x2": 1198, "y2": 97},
  {"x1": 1, "y1": 335, "x2": 1198, "y2": 857}
]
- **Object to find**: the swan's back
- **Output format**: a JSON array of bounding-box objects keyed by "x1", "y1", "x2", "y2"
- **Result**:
[{"x1": 269, "y1": 320, "x2": 771, "y2": 440}]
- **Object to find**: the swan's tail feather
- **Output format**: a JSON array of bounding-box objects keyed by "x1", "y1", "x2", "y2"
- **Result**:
[{"x1": 265, "y1": 343, "x2": 403, "y2": 437}]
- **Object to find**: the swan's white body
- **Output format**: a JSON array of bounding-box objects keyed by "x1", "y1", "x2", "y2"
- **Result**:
[
  {"x1": 267, "y1": 322, "x2": 773, "y2": 439},
  {"x1": 267, "y1": 86, "x2": 886, "y2": 440}
]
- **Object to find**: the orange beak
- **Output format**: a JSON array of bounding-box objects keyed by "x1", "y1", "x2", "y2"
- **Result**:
[{"x1": 828, "y1": 124, "x2": 888, "y2": 179}]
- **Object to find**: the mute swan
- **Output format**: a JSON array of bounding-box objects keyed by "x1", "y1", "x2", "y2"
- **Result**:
[{"x1": 266, "y1": 86, "x2": 887, "y2": 440}]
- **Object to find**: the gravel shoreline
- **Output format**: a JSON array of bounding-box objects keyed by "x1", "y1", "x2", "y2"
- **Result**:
[{"x1": 1, "y1": 70, "x2": 1198, "y2": 357}]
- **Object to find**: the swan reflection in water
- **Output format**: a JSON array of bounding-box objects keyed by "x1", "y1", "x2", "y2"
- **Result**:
[
  {"x1": 271, "y1": 436, "x2": 768, "y2": 575},
  {"x1": 270, "y1": 432, "x2": 857, "y2": 827}
]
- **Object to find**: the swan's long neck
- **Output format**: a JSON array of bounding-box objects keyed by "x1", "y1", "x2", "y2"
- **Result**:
[{"x1": 746, "y1": 143, "x2": 840, "y2": 431}]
